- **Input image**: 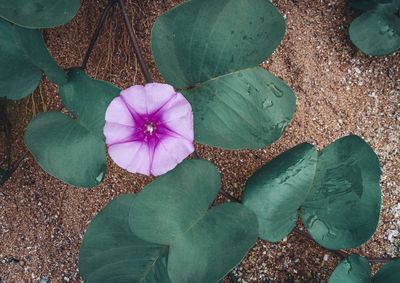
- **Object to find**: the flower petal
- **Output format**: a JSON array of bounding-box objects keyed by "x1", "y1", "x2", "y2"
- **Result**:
[
  {"x1": 105, "y1": 97, "x2": 135, "y2": 126},
  {"x1": 104, "y1": 122, "x2": 139, "y2": 145},
  {"x1": 159, "y1": 92, "x2": 194, "y2": 141},
  {"x1": 108, "y1": 141, "x2": 143, "y2": 170},
  {"x1": 144, "y1": 83, "x2": 176, "y2": 115},
  {"x1": 120, "y1": 83, "x2": 177, "y2": 116},
  {"x1": 150, "y1": 136, "x2": 194, "y2": 176},
  {"x1": 108, "y1": 140, "x2": 153, "y2": 176},
  {"x1": 120, "y1": 85, "x2": 147, "y2": 116},
  {"x1": 126, "y1": 142, "x2": 152, "y2": 176}
]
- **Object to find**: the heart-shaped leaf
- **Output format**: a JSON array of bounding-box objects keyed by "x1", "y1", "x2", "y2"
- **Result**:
[
  {"x1": 129, "y1": 159, "x2": 258, "y2": 283},
  {"x1": 328, "y1": 255, "x2": 371, "y2": 283},
  {"x1": 182, "y1": 67, "x2": 296, "y2": 149},
  {"x1": 243, "y1": 143, "x2": 317, "y2": 242},
  {"x1": 301, "y1": 135, "x2": 381, "y2": 249},
  {"x1": 79, "y1": 194, "x2": 171, "y2": 283},
  {"x1": 0, "y1": 0, "x2": 80, "y2": 29},
  {"x1": 372, "y1": 259, "x2": 400, "y2": 283},
  {"x1": 151, "y1": 0, "x2": 295, "y2": 149},
  {"x1": 349, "y1": 11, "x2": 400, "y2": 56},
  {"x1": 24, "y1": 70, "x2": 120, "y2": 187},
  {"x1": 0, "y1": 18, "x2": 66, "y2": 100},
  {"x1": 59, "y1": 69, "x2": 120, "y2": 137}
]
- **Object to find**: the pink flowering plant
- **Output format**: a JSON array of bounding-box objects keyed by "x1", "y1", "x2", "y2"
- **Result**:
[{"x1": 104, "y1": 83, "x2": 194, "y2": 176}]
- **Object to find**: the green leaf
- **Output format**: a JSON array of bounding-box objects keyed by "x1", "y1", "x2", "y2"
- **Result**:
[
  {"x1": 349, "y1": 11, "x2": 400, "y2": 56},
  {"x1": 372, "y1": 259, "x2": 400, "y2": 283},
  {"x1": 0, "y1": 19, "x2": 66, "y2": 100},
  {"x1": 348, "y1": 0, "x2": 400, "y2": 13},
  {"x1": 0, "y1": 19, "x2": 41, "y2": 100},
  {"x1": 129, "y1": 159, "x2": 258, "y2": 283},
  {"x1": 59, "y1": 69, "x2": 120, "y2": 137},
  {"x1": 24, "y1": 112, "x2": 106, "y2": 188},
  {"x1": 11, "y1": 22, "x2": 67, "y2": 85},
  {"x1": 182, "y1": 67, "x2": 296, "y2": 149},
  {"x1": 243, "y1": 143, "x2": 317, "y2": 242},
  {"x1": 328, "y1": 255, "x2": 371, "y2": 283},
  {"x1": 152, "y1": 0, "x2": 285, "y2": 88},
  {"x1": 0, "y1": 0, "x2": 80, "y2": 29},
  {"x1": 301, "y1": 135, "x2": 381, "y2": 249},
  {"x1": 79, "y1": 194, "x2": 171, "y2": 283},
  {"x1": 24, "y1": 70, "x2": 120, "y2": 187},
  {"x1": 152, "y1": 0, "x2": 295, "y2": 149}
]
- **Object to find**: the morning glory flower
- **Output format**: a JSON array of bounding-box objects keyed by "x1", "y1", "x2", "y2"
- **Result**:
[{"x1": 104, "y1": 83, "x2": 194, "y2": 176}]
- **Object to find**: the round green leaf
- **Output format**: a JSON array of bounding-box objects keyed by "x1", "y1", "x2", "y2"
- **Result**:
[
  {"x1": 301, "y1": 135, "x2": 381, "y2": 249},
  {"x1": 349, "y1": 11, "x2": 400, "y2": 56},
  {"x1": 372, "y1": 259, "x2": 400, "y2": 283},
  {"x1": 0, "y1": 19, "x2": 41, "y2": 100},
  {"x1": 348, "y1": 0, "x2": 400, "y2": 13},
  {"x1": 151, "y1": 0, "x2": 285, "y2": 88},
  {"x1": 243, "y1": 143, "x2": 317, "y2": 242},
  {"x1": 0, "y1": 18, "x2": 67, "y2": 100},
  {"x1": 59, "y1": 69, "x2": 121, "y2": 137},
  {"x1": 11, "y1": 22, "x2": 67, "y2": 85},
  {"x1": 24, "y1": 70, "x2": 120, "y2": 187},
  {"x1": 24, "y1": 112, "x2": 106, "y2": 188},
  {"x1": 129, "y1": 159, "x2": 258, "y2": 283},
  {"x1": 0, "y1": 0, "x2": 80, "y2": 29},
  {"x1": 183, "y1": 67, "x2": 296, "y2": 149},
  {"x1": 151, "y1": 0, "x2": 293, "y2": 149},
  {"x1": 328, "y1": 255, "x2": 371, "y2": 283},
  {"x1": 79, "y1": 194, "x2": 171, "y2": 283}
]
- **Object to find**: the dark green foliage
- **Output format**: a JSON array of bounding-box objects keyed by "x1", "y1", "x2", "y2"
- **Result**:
[
  {"x1": 329, "y1": 256, "x2": 400, "y2": 283},
  {"x1": 24, "y1": 70, "x2": 120, "y2": 187},
  {"x1": 79, "y1": 194, "x2": 171, "y2": 283},
  {"x1": 80, "y1": 160, "x2": 258, "y2": 283},
  {"x1": 151, "y1": 0, "x2": 295, "y2": 149},
  {"x1": 243, "y1": 135, "x2": 381, "y2": 249},
  {"x1": 243, "y1": 143, "x2": 318, "y2": 242},
  {"x1": 372, "y1": 260, "x2": 400, "y2": 283},
  {"x1": 0, "y1": 19, "x2": 66, "y2": 100},
  {"x1": 328, "y1": 255, "x2": 371, "y2": 283},
  {"x1": 0, "y1": 0, "x2": 80, "y2": 29},
  {"x1": 301, "y1": 135, "x2": 381, "y2": 249},
  {"x1": 348, "y1": 0, "x2": 400, "y2": 55}
]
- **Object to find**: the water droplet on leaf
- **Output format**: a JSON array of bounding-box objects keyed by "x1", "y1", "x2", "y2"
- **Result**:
[
  {"x1": 268, "y1": 83, "x2": 284, "y2": 97},
  {"x1": 380, "y1": 25, "x2": 390, "y2": 34},
  {"x1": 262, "y1": 99, "x2": 273, "y2": 109},
  {"x1": 96, "y1": 172, "x2": 104, "y2": 183}
]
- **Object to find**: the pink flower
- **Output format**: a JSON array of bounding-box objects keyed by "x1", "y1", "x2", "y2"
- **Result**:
[{"x1": 104, "y1": 83, "x2": 194, "y2": 176}]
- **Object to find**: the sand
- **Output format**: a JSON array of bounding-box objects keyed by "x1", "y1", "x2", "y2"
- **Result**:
[{"x1": 0, "y1": 0, "x2": 399, "y2": 282}]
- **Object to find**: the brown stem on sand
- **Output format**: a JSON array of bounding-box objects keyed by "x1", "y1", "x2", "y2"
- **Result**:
[
  {"x1": 81, "y1": 0, "x2": 118, "y2": 70},
  {"x1": 117, "y1": 0, "x2": 153, "y2": 83}
]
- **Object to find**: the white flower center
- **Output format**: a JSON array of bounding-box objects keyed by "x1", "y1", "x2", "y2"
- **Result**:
[{"x1": 144, "y1": 122, "x2": 156, "y2": 136}]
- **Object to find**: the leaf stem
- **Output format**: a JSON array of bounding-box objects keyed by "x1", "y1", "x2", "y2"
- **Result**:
[
  {"x1": 117, "y1": 0, "x2": 153, "y2": 83},
  {"x1": 81, "y1": 0, "x2": 118, "y2": 70}
]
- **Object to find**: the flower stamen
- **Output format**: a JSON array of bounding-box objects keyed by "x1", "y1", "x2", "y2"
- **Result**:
[{"x1": 144, "y1": 121, "x2": 156, "y2": 136}]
